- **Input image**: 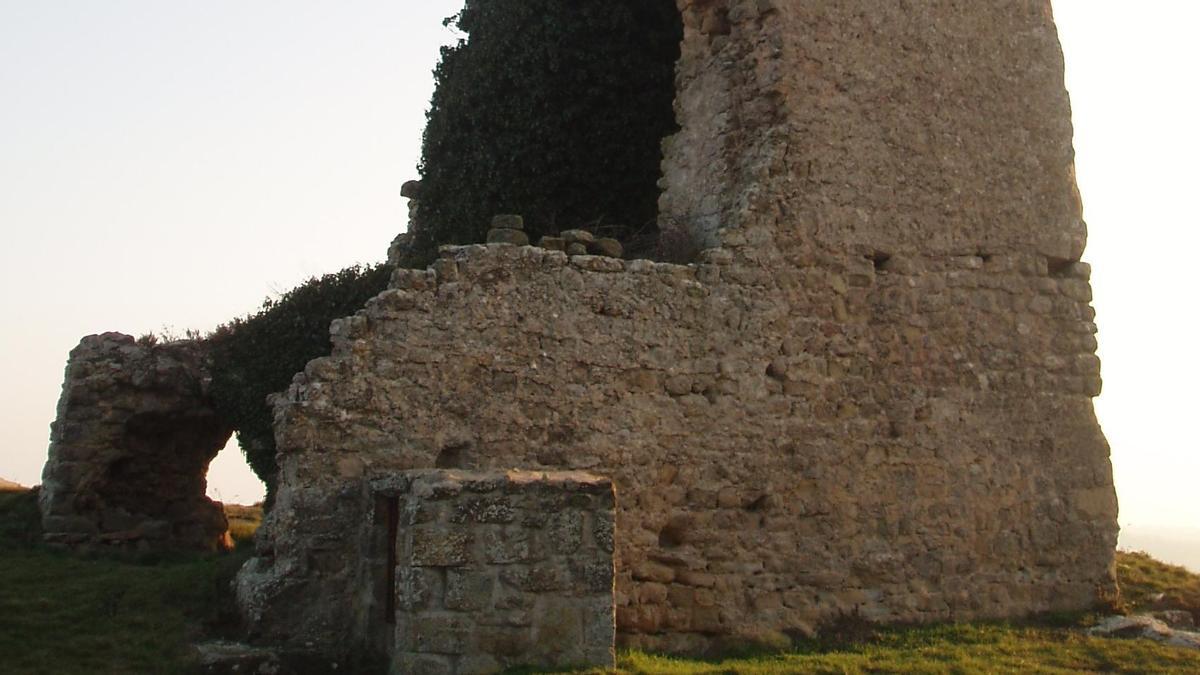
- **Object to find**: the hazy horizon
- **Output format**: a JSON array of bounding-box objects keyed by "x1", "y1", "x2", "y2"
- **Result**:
[{"x1": 1, "y1": 2, "x2": 1196, "y2": 571}]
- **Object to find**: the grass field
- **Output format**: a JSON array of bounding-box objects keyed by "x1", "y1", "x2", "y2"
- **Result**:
[{"x1": 2, "y1": 486, "x2": 1198, "y2": 674}]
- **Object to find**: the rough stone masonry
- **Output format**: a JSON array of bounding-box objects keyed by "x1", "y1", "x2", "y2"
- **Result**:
[
  {"x1": 40, "y1": 333, "x2": 233, "y2": 551},
  {"x1": 236, "y1": 0, "x2": 1118, "y2": 663}
]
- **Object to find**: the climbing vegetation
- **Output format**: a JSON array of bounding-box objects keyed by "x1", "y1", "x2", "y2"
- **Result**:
[
  {"x1": 407, "y1": 0, "x2": 683, "y2": 265},
  {"x1": 207, "y1": 265, "x2": 393, "y2": 493}
]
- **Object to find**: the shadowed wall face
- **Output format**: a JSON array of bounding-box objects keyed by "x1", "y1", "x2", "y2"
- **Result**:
[
  {"x1": 39, "y1": 333, "x2": 233, "y2": 552},
  {"x1": 384, "y1": 470, "x2": 616, "y2": 674},
  {"x1": 238, "y1": 0, "x2": 1116, "y2": 659}
]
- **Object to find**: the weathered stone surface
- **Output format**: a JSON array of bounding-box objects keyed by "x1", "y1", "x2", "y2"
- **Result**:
[
  {"x1": 1152, "y1": 610, "x2": 1197, "y2": 631},
  {"x1": 1090, "y1": 615, "x2": 1200, "y2": 650},
  {"x1": 39, "y1": 333, "x2": 234, "y2": 552},
  {"x1": 538, "y1": 236, "x2": 567, "y2": 252},
  {"x1": 589, "y1": 238, "x2": 624, "y2": 259},
  {"x1": 401, "y1": 179, "x2": 422, "y2": 200},
  {"x1": 560, "y1": 229, "x2": 595, "y2": 245},
  {"x1": 491, "y1": 214, "x2": 525, "y2": 231},
  {"x1": 566, "y1": 242, "x2": 588, "y2": 256},
  {"x1": 239, "y1": 0, "x2": 1117, "y2": 662},
  {"x1": 486, "y1": 228, "x2": 530, "y2": 246},
  {"x1": 389, "y1": 471, "x2": 615, "y2": 674}
]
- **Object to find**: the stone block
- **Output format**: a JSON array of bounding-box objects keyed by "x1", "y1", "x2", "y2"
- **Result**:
[
  {"x1": 451, "y1": 496, "x2": 516, "y2": 524},
  {"x1": 500, "y1": 563, "x2": 571, "y2": 593},
  {"x1": 560, "y1": 229, "x2": 595, "y2": 245},
  {"x1": 486, "y1": 228, "x2": 530, "y2": 246},
  {"x1": 491, "y1": 214, "x2": 524, "y2": 230},
  {"x1": 396, "y1": 566, "x2": 439, "y2": 612},
  {"x1": 475, "y1": 625, "x2": 533, "y2": 658},
  {"x1": 589, "y1": 237, "x2": 624, "y2": 258},
  {"x1": 445, "y1": 568, "x2": 495, "y2": 612},
  {"x1": 410, "y1": 528, "x2": 472, "y2": 567},
  {"x1": 481, "y1": 526, "x2": 535, "y2": 564},
  {"x1": 532, "y1": 602, "x2": 583, "y2": 661},
  {"x1": 406, "y1": 613, "x2": 472, "y2": 655},
  {"x1": 400, "y1": 179, "x2": 422, "y2": 199},
  {"x1": 539, "y1": 236, "x2": 567, "y2": 252},
  {"x1": 546, "y1": 510, "x2": 583, "y2": 553}
]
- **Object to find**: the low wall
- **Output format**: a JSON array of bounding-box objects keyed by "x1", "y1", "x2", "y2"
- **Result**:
[{"x1": 388, "y1": 470, "x2": 615, "y2": 674}]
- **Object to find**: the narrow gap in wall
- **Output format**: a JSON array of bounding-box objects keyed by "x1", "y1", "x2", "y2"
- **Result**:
[
  {"x1": 870, "y1": 251, "x2": 893, "y2": 271},
  {"x1": 206, "y1": 435, "x2": 267, "y2": 547},
  {"x1": 384, "y1": 495, "x2": 400, "y2": 625},
  {"x1": 206, "y1": 436, "x2": 267, "y2": 506}
]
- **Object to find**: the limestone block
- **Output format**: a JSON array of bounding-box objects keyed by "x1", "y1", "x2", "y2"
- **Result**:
[
  {"x1": 486, "y1": 228, "x2": 530, "y2": 246},
  {"x1": 491, "y1": 214, "x2": 524, "y2": 231},
  {"x1": 589, "y1": 238, "x2": 624, "y2": 259}
]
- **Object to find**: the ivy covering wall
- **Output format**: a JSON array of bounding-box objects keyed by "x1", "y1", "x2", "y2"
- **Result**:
[
  {"x1": 207, "y1": 265, "x2": 393, "y2": 492},
  {"x1": 202, "y1": 3, "x2": 683, "y2": 491},
  {"x1": 409, "y1": 0, "x2": 682, "y2": 264}
]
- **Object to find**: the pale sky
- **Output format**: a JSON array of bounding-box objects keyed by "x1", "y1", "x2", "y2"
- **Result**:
[{"x1": 1, "y1": 2, "x2": 1196, "y2": 564}]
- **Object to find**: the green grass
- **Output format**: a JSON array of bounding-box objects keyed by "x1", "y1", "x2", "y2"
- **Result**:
[
  {"x1": 605, "y1": 622, "x2": 1200, "y2": 674},
  {"x1": 0, "y1": 489, "x2": 248, "y2": 675},
  {"x1": 1116, "y1": 550, "x2": 1200, "y2": 620},
  {"x1": 2, "y1": 486, "x2": 1199, "y2": 674},
  {"x1": 224, "y1": 502, "x2": 263, "y2": 546}
]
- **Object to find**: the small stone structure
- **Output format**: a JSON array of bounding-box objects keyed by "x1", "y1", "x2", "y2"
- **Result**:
[
  {"x1": 486, "y1": 215, "x2": 530, "y2": 247},
  {"x1": 40, "y1": 333, "x2": 233, "y2": 551},
  {"x1": 385, "y1": 470, "x2": 615, "y2": 674}
]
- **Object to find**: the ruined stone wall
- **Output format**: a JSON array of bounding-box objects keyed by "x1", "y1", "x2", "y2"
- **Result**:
[
  {"x1": 239, "y1": 0, "x2": 1118, "y2": 660},
  {"x1": 40, "y1": 333, "x2": 234, "y2": 551},
  {"x1": 385, "y1": 470, "x2": 615, "y2": 674}
]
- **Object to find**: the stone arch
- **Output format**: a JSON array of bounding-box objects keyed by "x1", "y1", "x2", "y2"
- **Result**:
[{"x1": 39, "y1": 333, "x2": 235, "y2": 552}]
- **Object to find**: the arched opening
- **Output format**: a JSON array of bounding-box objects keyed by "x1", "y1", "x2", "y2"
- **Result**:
[
  {"x1": 90, "y1": 409, "x2": 234, "y2": 551},
  {"x1": 206, "y1": 437, "x2": 268, "y2": 506},
  {"x1": 206, "y1": 436, "x2": 268, "y2": 546}
]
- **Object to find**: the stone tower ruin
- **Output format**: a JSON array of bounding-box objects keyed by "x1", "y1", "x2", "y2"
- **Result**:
[
  {"x1": 40, "y1": 1, "x2": 1118, "y2": 672},
  {"x1": 233, "y1": 0, "x2": 1117, "y2": 668}
]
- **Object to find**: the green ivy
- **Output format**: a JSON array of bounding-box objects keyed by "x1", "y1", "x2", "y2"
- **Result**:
[
  {"x1": 408, "y1": 0, "x2": 682, "y2": 264},
  {"x1": 207, "y1": 265, "x2": 393, "y2": 493}
]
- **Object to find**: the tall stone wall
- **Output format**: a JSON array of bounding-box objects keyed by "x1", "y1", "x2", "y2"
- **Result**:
[
  {"x1": 238, "y1": 0, "x2": 1117, "y2": 661},
  {"x1": 40, "y1": 333, "x2": 234, "y2": 552}
]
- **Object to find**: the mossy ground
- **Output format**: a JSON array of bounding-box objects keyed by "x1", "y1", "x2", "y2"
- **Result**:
[{"x1": 2, "y1": 486, "x2": 1198, "y2": 674}]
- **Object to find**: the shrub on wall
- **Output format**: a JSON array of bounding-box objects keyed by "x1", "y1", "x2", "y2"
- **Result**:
[
  {"x1": 207, "y1": 265, "x2": 393, "y2": 493},
  {"x1": 407, "y1": 0, "x2": 682, "y2": 265}
]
